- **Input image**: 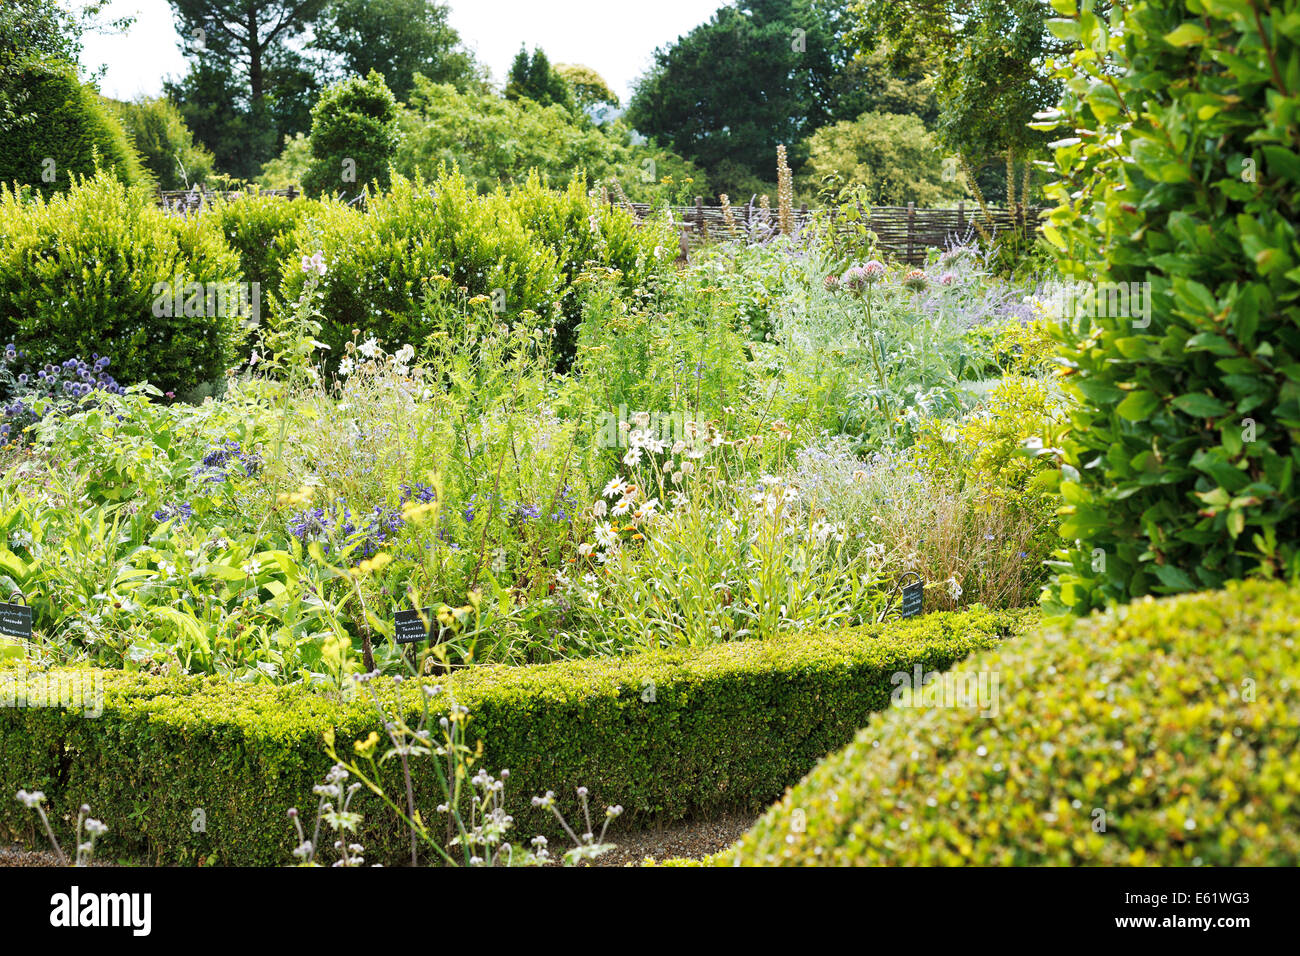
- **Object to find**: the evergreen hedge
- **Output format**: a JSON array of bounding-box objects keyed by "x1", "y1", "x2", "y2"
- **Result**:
[
  {"x1": 721, "y1": 580, "x2": 1300, "y2": 866},
  {"x1": 0, "y1": 606, "x2": 1026, "y2": 865}
]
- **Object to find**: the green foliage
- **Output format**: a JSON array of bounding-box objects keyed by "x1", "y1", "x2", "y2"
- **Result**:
[
  {"x1": 0, "y1": 172, "x2": 245, "y2": 397},
  {"x1": 313, "y1": 0, "x2": 485, "y2": 101},
  {"x1": 802, "y1": 111, "x2": 968, "y2": 205},
  {"x1": 395, "y1": 77, "x2": 705, "y2": 202},
  {"x1": 0, "y1": 0, "x2": 114, "y2": 129},
  {"x1": 257, "y1": 132, "x2": 311, "y2": 189},
  {"x1": 301, "y1": 70, "x2": 400, "y2": 200},
  {"x1": 0, "y1": 605, "x2": 1027, "y2": 864},
  {"x1": 505, "y1": 173, "x2": 668, "y2": 362},
  {"x1": 0, "y1": 67, "x2": 146, "y2": 197},
  {"x1": 1040, "y1": 0, "x2": 1300, "y2": 613},
  {"x1": 722, "y1": 579, "x2": 1300, "y2": 865},
  {"x1": 278, "y1": 171, "x2": 563, "y2": 361},
  {"x1": 164, "y1": 65, "x2": 278, "y2": 182},
  {"x1": 627, "y1": 0, "x2": 864, "y2": 197},
  {"x1": 555, "y1": 63, "x2": 619, "y2": 110},
  {"x1": 396, "y1": 78, "x2": 608, "y2": 191},
  {"x1": 110, "y1": 95, "x2": 215, "y2": 190},
  {"x1": 209, "y1": 193, "x2": 328, "y2": 320},
  {"x1": 165, "y1": 0, "x2": 327, "y2": 179},
  {"x1": 913, "y1": 374, "x2": 1069, "y2": 597},
  {"x1": 961, "y1": 314, "x2": 1060, "y2": 378},
  {"x1": 848, "y1": 0, "x2": 1062, "y2": 181},
  {"x1": 505, "y1": 46, "x2": 574, "y2": 111}
]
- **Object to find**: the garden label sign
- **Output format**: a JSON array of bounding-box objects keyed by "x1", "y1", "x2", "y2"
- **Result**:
[
  {"x1": 0, "y1": 593, "x2": 32, "y2": 640},
  {"x1": 394, "y1": 607, "x2": 437, "y2": 645},
  {"x1": 899, "y1": 579, "x2": 924, "y2": 619},
  {"x1": 877, "y1": 572, "x2": 923, "y2": 623}
]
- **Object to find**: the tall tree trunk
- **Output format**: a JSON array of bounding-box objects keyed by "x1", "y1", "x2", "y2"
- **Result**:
[{"x1": 248, "y1": 9, "x2": 263, "y2": 109}]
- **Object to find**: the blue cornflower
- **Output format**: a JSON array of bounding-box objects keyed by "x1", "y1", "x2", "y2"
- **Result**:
[{"x1": 153, "y1": 502, "x2": 194, "y2": 524}]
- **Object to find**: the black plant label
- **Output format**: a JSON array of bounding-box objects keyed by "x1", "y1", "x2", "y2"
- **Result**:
[
  {"x1": 0, "y1": 602, "x2": 33, "y2": 639},
  {"x1": 394, "y1": 607, "x2": 437, "y2": 645},
  {"x1": 899, "y1": 582, "x2": 924, "y2": 619}
]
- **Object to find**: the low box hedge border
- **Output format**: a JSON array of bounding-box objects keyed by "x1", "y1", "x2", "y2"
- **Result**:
[
  {"x1": 717, "y1": 580, "x2": 1300, "y2": 866},
  {"x1": 0, "y1": 606, "x2": 1030, "y2": 865}
]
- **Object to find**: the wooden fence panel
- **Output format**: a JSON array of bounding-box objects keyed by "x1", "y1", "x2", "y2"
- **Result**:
[
  {"x1": 606, "y1": 198, "x2": 1047, "y2": 264},
  {"x1": 152, "y1": 187, "x2": 1043, "y2": 265}
]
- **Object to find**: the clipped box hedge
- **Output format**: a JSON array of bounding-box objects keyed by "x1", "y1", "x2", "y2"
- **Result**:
[
  {"x1": 0, "y1": 607, "x2": 1028, "y2": 865},
  {"x1": 720, "y1": 580, "x2": 1300, "y2": 866}
]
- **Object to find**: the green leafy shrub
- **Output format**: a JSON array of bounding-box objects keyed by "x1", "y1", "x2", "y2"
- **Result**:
[
  {"x1": 256, "y1": 132, "x2": 311, "y2": 190},
  {"x1": 722, "y1": 579, "x2": 1300, "y2": 866},
  {"x1": 504, "y1": 172, "x2": 669, "y2": 362},
  {"x1": 1039, "y1": 0, "x2": 1300, "y2": 612},
  {"x1": 301, "y1": 71, "x2": 400, "y2": 201},
  {"x1": 395, "y1": 75, "x2": 709, "y2": 203},
  {"x1": 277, "y1": 171, "x2": 562, "y2": 362},
  {"x1": 110, "y1": 95, "x2": 215, "y2": 191},
  {"x1": 961, "y1": 313, "x2": 1059, "y2": 377},
  {"x1": 0, "y1": 172, "x2": 245, "y2": 397},
  {"x1": 0, "y1": 67, "x2": 146, "y2": 197},
  {"x1": 0, "y1": 606, "x2": 1029, "y2": 865},
  {"x1": 209, "y1": 194, "x2": 328, "y2": 320},
  {"x1": 801, "y1": 111, "x2": 969, "y2": 206}
]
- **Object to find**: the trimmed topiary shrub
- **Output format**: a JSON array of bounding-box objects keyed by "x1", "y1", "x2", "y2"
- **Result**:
[
  {"x1": 301, "y1": 70, "x2": 400, "y2": 202},
  {"x1": 0, "y1": 66, "x2": 147, "y2": 198},
  {"x1": 0, "y1": 606, "x2": 1028, "y2": 865},
  {"x1": 1039, "y1": 0, "x2": 1300, "y2": 612},
  {"x1": 0, "y1": 172, "x2": 245, "y2": 397},
  {"x1": 721, "y1": 580, "x2": 1300, "y2": 866}
]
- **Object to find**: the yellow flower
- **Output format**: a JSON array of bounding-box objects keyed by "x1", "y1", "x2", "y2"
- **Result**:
[
  {"x1": 354, "y1": 552, "x2": 393, "y2": 577},
  {"x1": 277, "y1": 486, "x2": 314, "y2": 508},
  {"x1": 401, "y1": 501, "x2": 437, "y2": 524},
  {"x1": 354, "y1": 731, "x2": 381, "y2": 756}
]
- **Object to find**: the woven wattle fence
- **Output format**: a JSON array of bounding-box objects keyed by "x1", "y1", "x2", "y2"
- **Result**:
[
  {"x1": 153, "y1": 185, "x2": 1042, "y2": 265},
  {"x1": 154, "y1": 186, "x2": 299, "y2": 215},
  {"x1": 612, "y1": 196, "x2": 1048, "y2": 265}
]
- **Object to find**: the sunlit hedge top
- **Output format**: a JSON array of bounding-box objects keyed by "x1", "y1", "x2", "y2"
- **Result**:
[{"x1": 720, "y1": 579, "x2": 1300, "y2": 866}]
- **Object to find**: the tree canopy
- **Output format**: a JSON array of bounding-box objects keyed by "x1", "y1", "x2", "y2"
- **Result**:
[
  {"x1": 313, "y1": 0, "x2": 485, "y2": 102},
  {"x1": 625, "y1": 0, "x2": 867, "y2": 198}
]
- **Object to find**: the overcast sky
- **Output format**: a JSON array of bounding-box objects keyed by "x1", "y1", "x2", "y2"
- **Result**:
[{"x1": 77, "y1": 0, "x2": 726, "y2": 103}]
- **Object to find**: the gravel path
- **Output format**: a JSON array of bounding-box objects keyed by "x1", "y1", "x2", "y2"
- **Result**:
[
  {"x1": 1, "y1": 813, "x2": 755, "y2": 868},
  {"x1": 586, "y1": 813, "x2": 754, "y2": 866},
  {"x1": 0, "y1": 844, "x2": 116, "y2": 867}
]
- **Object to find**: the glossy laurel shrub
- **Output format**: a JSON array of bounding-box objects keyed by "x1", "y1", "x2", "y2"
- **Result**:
[
  {"x1": 722, "y1": 580, "x2": 1300, "y2": 866},
  {"x1": 1037, "y1": 0, "x2": 1300, "y2": 612},
  {"x1": 0, "y1": 172, "x2": 244, "y2": 398}
]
